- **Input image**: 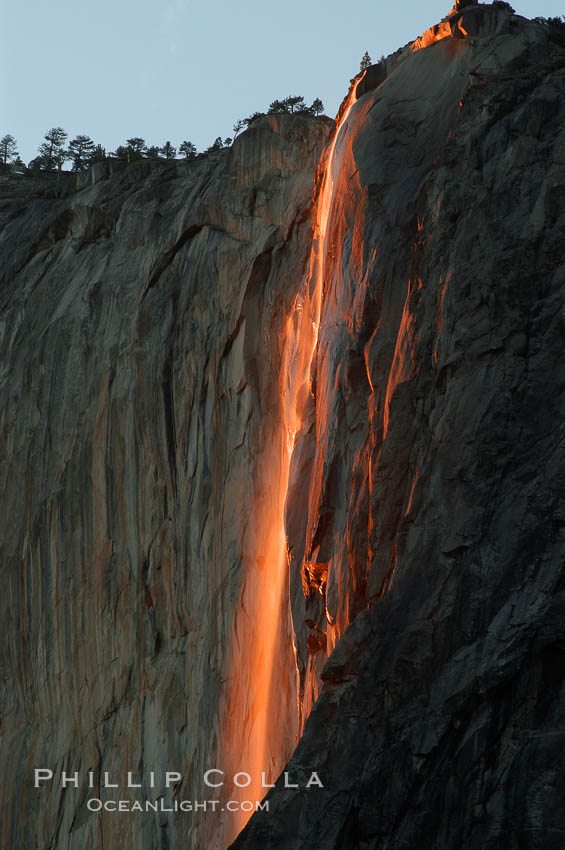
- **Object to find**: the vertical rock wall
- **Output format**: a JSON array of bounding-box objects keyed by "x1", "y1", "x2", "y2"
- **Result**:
[
  {"x1": 235, "y1": 10, "x2": 565, "y2": 850},
  {"x1": 0, "y1": 115, "x2": 331, "y2": 850},
  {"x1": 2, "y1": 6, "x2": 565, "y2": 850}
]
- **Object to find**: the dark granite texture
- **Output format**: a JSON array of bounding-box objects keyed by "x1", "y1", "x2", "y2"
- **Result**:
[{"x1": 1, "y1": 5, "x2": 564, "y2": 849}]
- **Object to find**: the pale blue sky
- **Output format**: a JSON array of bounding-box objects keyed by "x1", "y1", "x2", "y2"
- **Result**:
[{"x1": 1, "y1": 1, "x2": 563, "y2": 164}]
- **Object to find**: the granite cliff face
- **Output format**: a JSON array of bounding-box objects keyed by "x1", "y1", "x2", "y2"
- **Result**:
[
  {"x1": 235, "y1": 7, "x2": 565, "y2": 849},
  {"x1": 0, "y1": 114, "x2": 332, "y2": 850},
  {"x1": 1, "y1": 5, "x2": 565, "y2": 850}
]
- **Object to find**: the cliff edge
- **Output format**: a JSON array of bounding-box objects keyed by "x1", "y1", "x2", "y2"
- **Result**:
[{"x1": 1, "y1": 5, "x2": 565, "y2": 850}]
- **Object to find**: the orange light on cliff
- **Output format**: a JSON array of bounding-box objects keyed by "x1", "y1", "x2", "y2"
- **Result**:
[
  {"x1": 220, "y1": 440, "x2": 293, "y2": 844},
  {"x1": 283, "y1": 77, "x2": 364, "y2": 441},
  {"x1": 383, "y1": 282, "x2": 417, "y2": 439},
  {"x1": 280, "y1": 76, "x2": 366, "y2": 725},
  {"x1": 411, "y1": 21, "x2": 452, "y2": 51},
  {"x1": 221, "y1": 77, "x2": 364, "y2": 844}
]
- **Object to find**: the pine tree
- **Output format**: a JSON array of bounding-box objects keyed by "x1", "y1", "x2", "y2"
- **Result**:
[
  {"x1": 267, "y1": 96, "x2": 308, "y2": 114},
  {"x1": 112, "y1": 145, "x2": 129, "y2": 160},
  {"x1": 160, "y1": 141, "x2": 177, "y2": 159},
  {"x1": 311, "y1": 98, "x2": 324, "y2": 116},
  {"x1": 179, "y1": 140, "x2": 197, "y2": 159},
  {"x1": 145, "y1": 145, "x2": 162, "y2": 159},
  {"x1": 28, "y1": 156, "x2": 46, "y2": 172},
  {"x1": 232, "y1": 120, "x2": 245, "y2": 139},
  {"x1": 243, "y1": 112, "x2": 264, "y2": 127},
  {"x1": 89, "y1": 145, "x2": 106, "y2": 164},
  {"x1": 284, "y1": 95, "x2": 306, "y2": 113},
  {"x1": 268, "y1": 99, "x2": 288, "y2": 113},
  {"x1": 68, "y1": 135, "x2": 95, "y2": 171},
  {"x1": 206, "y1": 137, "x2": 223, "y2": 153},
  {"x1": 0, "y1": 134, "x2": 19, "y2": 165},
  {"x1": 125, "y1": 137, "x2": 146, "y2": 161},
  {"x1": 38, "y1": 127, "x2": 68, "y2": 171},
  {"x1": 360, "y1": 51, "x2": 372, "y2": 71}
]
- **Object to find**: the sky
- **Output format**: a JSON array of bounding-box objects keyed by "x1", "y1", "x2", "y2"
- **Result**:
[{"x1": 1, "y1": 0, "x2": 563, "y2": 164}]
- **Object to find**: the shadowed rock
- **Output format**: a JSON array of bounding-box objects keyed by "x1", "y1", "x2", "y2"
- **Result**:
[
  {"x1": 1, "y1": 6, "x2": 564, "y2": 850},
  {"x1": 232, "y1": 11, "x2": 565, "y2": 850}
]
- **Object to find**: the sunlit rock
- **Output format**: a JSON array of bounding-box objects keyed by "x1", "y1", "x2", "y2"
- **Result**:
[{"x1": 1, "y1": 6, "x2": 564, "y2": 850}]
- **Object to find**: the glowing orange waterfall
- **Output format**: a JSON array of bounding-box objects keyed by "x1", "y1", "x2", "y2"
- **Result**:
[
  {"x1": 283, "y1": 77, "x2": 364, "y2": 444},
  {"x1": 221, "y1": 76, "x2": 364, "y2": 845}
]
